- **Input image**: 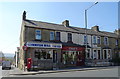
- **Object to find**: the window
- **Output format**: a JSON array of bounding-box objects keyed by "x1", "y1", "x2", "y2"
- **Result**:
[
  {"x1": 98, "y1": 50, "x2": 101, "y2": 59},
  {"x1": 68, "y1": 33, "x2": 72, "y2": 42},
  {"x1": 56, "y1": 32, "x2": 60, "y2": 41},
  {"x1": 50, "y1": 31, "x2": 54, "y2": 40},
  {"x1": 35, "y1": 29, "x2": 41, "y2": 40},
  {"x1": 104, "y1": 50, "x2": 107, "y2": 59},
  {"x1": 53, "y1": 50, "x2": 57, "y2": 63},
  {"x1": 86, "y1": 49, "x2": 90, "y2": 59},
  {"x1": 93, "y1": 36, "x2": 97, "y2": 44},
  {"x1": 97, "y1": 36, "x2": 101, "y2": 44},
  {"x1": 104, "y1": 37, "x2": 108, "y2": 45},
  {"x1": 84, "y1": 35, "x2": 87, "y2": 44},
  {"x1": 116, "y1": 39, "x2": 118, "y2": 46},
  {"x1": 34, "y1": 50, "x2": 52, "y2": 60},
  {"x1": 108, "y1": 50, "x2": 111, "y2": 59},
  {"x1": 93, "y1": 50, "x2": 97, "y2": 59}
]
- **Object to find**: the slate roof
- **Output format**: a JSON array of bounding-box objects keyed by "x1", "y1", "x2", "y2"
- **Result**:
[
  {"x1": 69, "y1": 26, "x2": 110, "y2": 37},
  {"x1": 24, "y1": 19, "x2": 118, "y2": 38},
  {"x1": 100, "y1": 31, "x2": 118, "y2": 38},
  {"x1": 24, "y1": 19, "x2": 79, "y2": 33}
]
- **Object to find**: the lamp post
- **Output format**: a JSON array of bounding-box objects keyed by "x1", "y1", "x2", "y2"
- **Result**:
[{"x1": 85, "y1": 2, "x2": 98, "y2": 60}]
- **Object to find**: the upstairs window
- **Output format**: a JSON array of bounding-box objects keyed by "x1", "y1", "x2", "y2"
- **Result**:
[
  {"x1": 35, "y1": 29, "x2": 41, "y2": 40},
  {"x1": 56, "y1": 32, "x2": 60, "y2": 41},
  {"x1": 50, "y1": 31, "x2": 54, "y2": 40},
  {"x1": 116, "y1": 39, "x2": 118, "y2": 46},
  {"x1": 68, "y1": 33, "x2": 72, "y2": 42},
  {"x1": 93, "y1": 36, "x2": 97, "y2": 44},
  {"x1": 97, "y1": 36, "x2": 101, "y2": 44},
  {"x1": 104, "y1": 37, "x2": 109, "y2": 45},
  {"x1": 84, "y1": 35, "x2": 87, "y2": 44}
]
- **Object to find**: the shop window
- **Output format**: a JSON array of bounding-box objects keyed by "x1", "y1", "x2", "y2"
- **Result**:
[
  {"x1": 56, "y1": 32, "x2": 60, "y2": 41},
  {"x1": 35, "y1": 29, "x2": 41, "y2": 40},
  {"x1": 35, "y1": 50, "x2": 40, "y2": 59},
  {"x1": 68, "y1": 33, "x2": 72, "y2": 42},
  {"x1": 50, "y1": 31, "x2": 54, "y2": 40},
  {"x1": 34, "y1": 50, "x2": 52, "y2": 60}
]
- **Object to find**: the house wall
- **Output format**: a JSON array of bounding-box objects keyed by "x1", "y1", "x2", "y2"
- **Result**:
[{"x1": 61, "y1": 32, "x2": 67, "y2": 42}]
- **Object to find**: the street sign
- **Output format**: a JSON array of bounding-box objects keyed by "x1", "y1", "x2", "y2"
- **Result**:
[{"x1": 22, "y1": 46, "x2": 28, "y2": 51}]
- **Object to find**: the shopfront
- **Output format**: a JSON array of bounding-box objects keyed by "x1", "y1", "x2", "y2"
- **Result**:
[
  {"x1": 61, "y1": 44, "x2": 85, "y2": 67},
  {"x1": 24, "y1": 41, "x2": 62, "y2": 70}
]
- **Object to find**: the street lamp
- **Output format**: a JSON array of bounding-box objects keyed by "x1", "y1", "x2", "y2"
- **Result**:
[{"x1": 85, "y1": 2, "x2": 98, "y2": 59}]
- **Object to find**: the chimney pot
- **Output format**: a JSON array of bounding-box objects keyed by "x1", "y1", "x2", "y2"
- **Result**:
[{"x1": 23, "y1": 11, "x2": 26, "y2": 20}]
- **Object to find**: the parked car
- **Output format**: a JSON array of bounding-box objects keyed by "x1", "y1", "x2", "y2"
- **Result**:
[{"x1": 2, "y1": 61, "x2": 11, "y2": 70}]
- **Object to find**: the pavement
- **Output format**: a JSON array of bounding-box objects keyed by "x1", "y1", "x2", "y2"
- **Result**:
[{"x1": 9, "y1": 66, "x2": 117, "y2": 75}]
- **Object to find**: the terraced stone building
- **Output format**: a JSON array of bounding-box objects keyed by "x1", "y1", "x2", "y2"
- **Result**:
[{"x1": 19, "y1": 11, "x2": 120, "y2": 70}]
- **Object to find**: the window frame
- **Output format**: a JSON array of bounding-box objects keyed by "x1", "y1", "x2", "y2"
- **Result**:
[
  {"x1": 93, "y1": 35, "x2": 97, "y2": 44},
  {"x1": 68, "y1": 33, "x2": 72, "y2": 42},
  {"x1": 104, "y1": 37, "x2": 109, "y2": 45},
  {"x1": 50, "y1": 31, "x2": 55, "y2": 41},
  {"x1": 97, "y1": 36, "x2": 101, "y2": 44},
  {"x1": 84, "y1": 35, "x2": 87, "y2": 44},
  {"x1": 35, "y1": 29, "x2": 41, "y2": 40},
  {"x1": 116, "y1": 39, "x2": 118, "y2": 46},
  {"x1": 56, "y1": 32, "x2": 60, "y2": 41}
]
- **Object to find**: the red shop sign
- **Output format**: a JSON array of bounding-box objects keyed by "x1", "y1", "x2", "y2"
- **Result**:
[{"x1": 62, "y1": 46, "x2": 85, "y2": 51}]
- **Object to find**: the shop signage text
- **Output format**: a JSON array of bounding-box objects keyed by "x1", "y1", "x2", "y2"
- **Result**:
[
  {"x1": 26, "y1": 42, "x2": 62, "y2": 48},
  {"x1": 62, "y1": 46, "x2": 85, "y2": 51}
]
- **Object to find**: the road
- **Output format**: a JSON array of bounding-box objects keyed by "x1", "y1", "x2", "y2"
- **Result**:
[
  {"x1": 1, "y1": 66, "x2": 119, "y2": 77},
  {"x1": 1, "y1": 65, "x2": 23, "y2": 77}
]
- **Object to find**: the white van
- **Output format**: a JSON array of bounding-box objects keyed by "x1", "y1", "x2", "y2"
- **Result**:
[{"x1": 2, "y1": 61, "x2": 11, "y2": 70}]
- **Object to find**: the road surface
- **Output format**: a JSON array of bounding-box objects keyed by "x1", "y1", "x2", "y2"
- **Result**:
[{"x1": 2, "y1": 66, "x2": 119, "y2": 77}]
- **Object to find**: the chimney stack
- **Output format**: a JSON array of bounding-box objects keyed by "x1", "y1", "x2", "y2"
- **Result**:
[
  {"x1": 114, "y1": 29, "x2": 120, "y2": 35},
  {"x1": 23, "y1": 11, "x2": 26, "y2": 20},
  {"x1": 62, "y1": 20, "x2": 69, "y2": 27},
  {"x1": 91, "y1": 26, "x2": 99, "y2": 32}
]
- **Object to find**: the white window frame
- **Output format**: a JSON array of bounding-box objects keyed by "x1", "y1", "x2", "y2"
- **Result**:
[
  {"x1": 35, "y1": 29, "x2": 41, "y2": 40},
  {"x1": 93, "y1": 49, "x2": 97, "y2": 59},
  {"x1": 68, "y1": 33, "x2": 72, "y2": 42},
  {"x1": 104, "y1": 37, "x2": 109, "y2": 45},
  {"x1": 107, "y1": 49, "x2": 111, "y2": 59},
  {"x1": 84, "y1": 35, "x2": 87, "y2": 44},
  {"x1": 103, "y1": 49, "x2": 111, "y2": 59},
  {"x1": 92, "y1": 35, "x2": 97, "y2": 44},
  {"x1": 97, "y1": 49, "x2": 101, "y2": 59},
  {"x1": 97, "y1": 36, "x2": 101, "y2": 44},
  {"x1": 56, "y1": 31, "x2": 61, "y2": 41},
  {"x1": 86, "y1": 48, "x2": 91, "y2": 59},
  {"x1": 50, "y1": 31, "x2": 55, "y2": 40}
]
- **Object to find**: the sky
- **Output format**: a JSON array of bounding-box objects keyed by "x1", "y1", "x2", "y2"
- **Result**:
[{"x1": 0, "y1": 2, "x2": 118, "y2": 54}]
